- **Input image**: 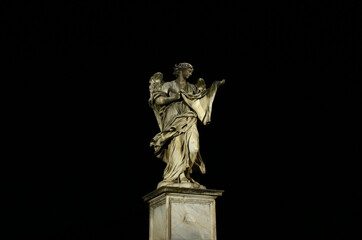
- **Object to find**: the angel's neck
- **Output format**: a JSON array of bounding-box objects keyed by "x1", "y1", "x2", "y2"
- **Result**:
[{"x1": 176, "y1": 77, "x2": 186, "y2": 84}]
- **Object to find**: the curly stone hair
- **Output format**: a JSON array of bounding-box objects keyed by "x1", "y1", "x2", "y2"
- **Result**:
[{"x1": 173, "y1": 62, "x2": 193, "y2": 77}]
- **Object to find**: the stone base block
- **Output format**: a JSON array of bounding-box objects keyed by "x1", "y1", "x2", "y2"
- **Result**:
[{"x1": 143, "y1": 187, "x2": 223, "y2": 240}]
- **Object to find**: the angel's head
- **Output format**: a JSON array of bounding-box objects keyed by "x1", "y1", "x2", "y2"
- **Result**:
[{"x1": 173, "y1": 62, "x2": 194, "y2": 79}]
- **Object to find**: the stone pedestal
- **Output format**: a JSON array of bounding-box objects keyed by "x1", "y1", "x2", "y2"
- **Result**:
[{"x1": 143, "y1": 187, "x2": 223, "y2": 240}]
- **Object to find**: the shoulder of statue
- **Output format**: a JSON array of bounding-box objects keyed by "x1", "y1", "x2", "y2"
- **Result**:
[
  {"x1": 186, "y1": 81, "x2": 193, "y2": 86},
  {"x1": 162, "y1": 81, "x2": 172, "y2": 88},
  {"x1": 160, "y1": 81, "x2": 174, "y2": 93}
]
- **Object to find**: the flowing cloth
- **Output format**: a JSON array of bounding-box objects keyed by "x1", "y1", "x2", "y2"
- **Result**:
[
  {"x1": 181, "y1": 81, "x2": 221, "y2": 125},
  {"x1": 149, "y1": 80, "x2": 221, "y2": 184}
]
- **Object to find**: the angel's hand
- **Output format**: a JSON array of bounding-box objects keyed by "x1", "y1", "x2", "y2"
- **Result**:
[
  {"x1": 218, "y1": 79, "x2": 226, "y2": 86},
  {"x1": 174, "y1": 92, "x2": 181, "y2": 100}
]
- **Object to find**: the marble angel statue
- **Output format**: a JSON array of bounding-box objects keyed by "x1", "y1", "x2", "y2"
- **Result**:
[{"x1": 148, "y1": 63, "x2": 225, "y2": 189}]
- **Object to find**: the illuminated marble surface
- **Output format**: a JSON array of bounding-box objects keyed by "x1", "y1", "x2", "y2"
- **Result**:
[{"x1": 144, "y1": 187, "x2": 223, "y2": 240}]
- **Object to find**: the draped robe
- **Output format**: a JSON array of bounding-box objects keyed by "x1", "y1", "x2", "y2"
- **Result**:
[{"x1": 149, "y1": 80, "x2": 221, "y2": 187}]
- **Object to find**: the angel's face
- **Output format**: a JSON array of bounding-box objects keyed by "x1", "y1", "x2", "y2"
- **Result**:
[{"x1": 182, "y1": 68, "x2": 193, "y2": 79}]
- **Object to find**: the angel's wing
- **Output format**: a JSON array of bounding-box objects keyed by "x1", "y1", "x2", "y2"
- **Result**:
[
  {"x1": 149, "y1": 72, "x2": 164, "y2": 130},
  {"x1": 196, "y1": 78, "x2": 206, "y2": 91},
  {"x1": 149, "y1": 72, "x2": 163, "y2": 83}
]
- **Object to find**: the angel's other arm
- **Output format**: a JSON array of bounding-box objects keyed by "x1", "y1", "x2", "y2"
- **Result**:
[
  {"x1": 155, "y1": 93, "x2": 180, "y2": 105},
  {"x1": 154, "y1": 82, "x2": 182, "y2": 105}
]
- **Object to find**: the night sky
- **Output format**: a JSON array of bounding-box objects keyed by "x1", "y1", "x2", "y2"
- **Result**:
[{"x1": 5, "y1": 1, "x2": 361, "y2": 239}]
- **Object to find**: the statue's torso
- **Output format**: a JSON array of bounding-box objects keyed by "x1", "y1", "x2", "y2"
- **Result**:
[{"x1": 160, "y1": 81, "x2": 198, "y2": 128}]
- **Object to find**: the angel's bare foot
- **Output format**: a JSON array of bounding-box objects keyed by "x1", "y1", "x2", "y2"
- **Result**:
[
  {"x1": 179, "y1": 172, "x2": 190, "y2": 183},
  {"x1": 185, "y1": 171, "x2": 199, "y2": 185}
]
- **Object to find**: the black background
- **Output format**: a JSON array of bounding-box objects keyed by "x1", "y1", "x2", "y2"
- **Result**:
[{"x1": 5, "y1": 1, "x2": 361, "y2": 239}]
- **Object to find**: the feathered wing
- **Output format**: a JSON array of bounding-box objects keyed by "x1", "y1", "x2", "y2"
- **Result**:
[
  {"x1": 195, "y1": 78, "x2": 206, "y2": 91},
  {"x1": 148, "y1": 72, "x2": 164, "y2": 130},
  {"x1": 148, "y1": 72, "x2": 164, "y2": 93}
]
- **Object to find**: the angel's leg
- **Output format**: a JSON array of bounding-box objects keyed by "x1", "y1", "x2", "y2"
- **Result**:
[{"x1": 187, "y1": 124, "x2": 200, "y2": 183}]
